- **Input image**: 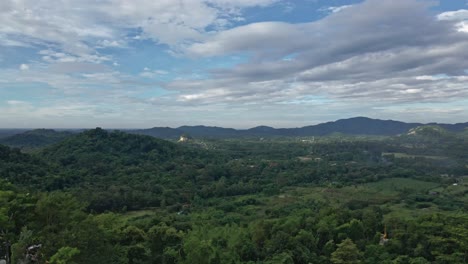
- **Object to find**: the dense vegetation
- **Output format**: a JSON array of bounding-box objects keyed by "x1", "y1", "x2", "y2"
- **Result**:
[{"x1": 0, "y1": 126, "x2": 467, "y2": 263}]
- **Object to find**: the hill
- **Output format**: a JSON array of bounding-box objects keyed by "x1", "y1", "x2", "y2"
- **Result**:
[
  {"x1": 291, "y1": 117, "x2": 419, "y2": 136},
  {"x1": 0, "y1": 129, "x2": 74, "y2": 149},
  {"x1": 38, "y1": 128, "x2": 226, "y2": 211},
  {"x1": 129, "y1": 127, "x2": 183, "y2": 139},
  {"x1": 407, "y1": 125, "x2": 451, "y2": 137},
  {"x1": 177, "y1": 125, "x2": 241, "y2": 137},
  {"x1": 0, "y1": 129, "x2": 29, "y2": 138},
  {"x1": 41, "y1": 128, "x2": 185, "y2": 169},
  {"x1": 246, "y1": 125, "x2": 277, "y2": 136}
]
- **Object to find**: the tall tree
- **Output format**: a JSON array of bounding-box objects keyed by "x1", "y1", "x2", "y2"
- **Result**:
[{"x1": 331, "y1": 238, "x2": 362, "y2": 264}]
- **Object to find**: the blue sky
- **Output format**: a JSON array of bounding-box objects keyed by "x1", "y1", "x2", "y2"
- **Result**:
[{"x1": 0, "y1": 0, "x2": 467, "y2": 128}]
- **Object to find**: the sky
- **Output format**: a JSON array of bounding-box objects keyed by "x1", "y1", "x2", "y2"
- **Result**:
[{"x1": 0, "y1": 0, "x2": 468, "y2": 129}]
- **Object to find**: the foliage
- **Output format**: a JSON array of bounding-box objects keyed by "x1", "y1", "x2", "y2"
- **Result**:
[
  {"x1": 49, "y1": 246, "x2": 80, "y2": 264},
  {"x1": 331, "y1": 238, "x2": 362, "y2": 264},
  {"x1": 0, "y1": 128, "x2": 467, "y2": 263}
]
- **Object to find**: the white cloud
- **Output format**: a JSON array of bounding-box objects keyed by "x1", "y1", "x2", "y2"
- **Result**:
[
  {"x1": 7, "y1": 100, "x2": 30, "y2": 106},
  {"x1": 19, "y1": 64, "x2": 29, "y2": 70},
  {"x1": 456, "y1": 21, "x2": 468, "y2": 32},
  {"x1": 437, "y1": 9, "x2": 468, "y2": 21},
  {"x1": 97, "y1": 40, "x2": 126, "y2": 48},
  {"x1": 319, "y1": 5, "x2": 352, "y2": 14},
  {"x1": 438, "y1": 9, "x2": 468, "y2": 32},
  {"x1": 39, "y1": 49, "x2": 110, "y2": 64},
  {"x1": 139, "y1": 68, "x2": 169, "y2": 78}
]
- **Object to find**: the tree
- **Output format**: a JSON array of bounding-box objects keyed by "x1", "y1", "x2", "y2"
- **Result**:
[
  {"x1": 363, "y1": 245, "x2": 391, "y2": 264},
  {"x1": 10, "y1": 227, "x2": 34, "y2": 264},
  {"x1": 331, "y1": 238, "x2": 362, "y2": 264},
  {"x1": 409, "y1": 257, "x2": 430, "y2": 264},
  {"x1": 148, "y1": 223, "x2": 183, "y2": 264},
  {"x1": 49, "y1": 247, "x2": 80, "y2": 264},
  {"x1": 266, "y1": 252, "x2": 294, "y2": 264}
]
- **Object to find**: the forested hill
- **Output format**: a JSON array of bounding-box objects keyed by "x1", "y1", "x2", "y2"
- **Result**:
[
  {"x1": 0, "y1": 129, "x2": 74, "y2": 149},
  {"x1": 0, "y1": 129, "x2": 201, "y2": 211},
  {"x1": 40, "y1": 127, "x2": 184, "y2": 166},
  {"x1": 29, "y1": 128, "x2": 228, "y2": 211},
  {"x1": 131, "y1": 117, "x2": 468, "y2": 139}
]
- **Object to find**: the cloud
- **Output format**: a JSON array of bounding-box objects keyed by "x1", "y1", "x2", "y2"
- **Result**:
[
  {"x1": 139, "y1": 68, "x2": 169, "y2": 78},
  {"x1": 1, "y1": 0, "x2": 468, "y2": 128},
  {"x1": 319, "y1": 5, "x2": 353, "y2": 14},
  {"x1": 47, "y1": 62, "x2": 111, "y2": 74},
  {"x1": 96, "y1": 40, "x2": 126, "y2": 48},
  {"x1": 438, "y1": 9, "x2": 468, "y2": 32},
  {"x1": 186, "y1": 21, "x2": 303, "y2": 57},
  {"x1": 7, "y1": 100, "x2": 30, "y2": 106},
  {"x1": 19, "y1": 64, "x2": 29, "y2": 70},
  {"x1": 437, "y1": 9, "x2": 468, "y2": 21},
  {"x1": 0, "y1": 0, "x2": 278, "y2": 62},
  {"x1": 39, "y1": 50, "x2": 110, "y2": 64},
  {"x1": 173, "y1": 0, "x2": 468, "y2": 109}
]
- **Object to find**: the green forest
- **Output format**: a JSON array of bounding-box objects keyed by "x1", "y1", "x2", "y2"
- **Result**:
[{"x1": 1, "y1": 126, "x2": 467, "y2": 263}]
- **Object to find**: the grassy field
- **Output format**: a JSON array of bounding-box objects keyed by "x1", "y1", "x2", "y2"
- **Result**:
[
  {"x1": 364, "y1": 177, "x2": 440, "y2": 193},
  {"x1": 382, "y1": 152, "x2": 448, "y2": 160},
  {"x1": 287, "y1": 178, "x2": 439, "y2": 202}
]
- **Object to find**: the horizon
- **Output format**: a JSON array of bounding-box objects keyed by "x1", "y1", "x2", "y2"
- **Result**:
[
  {"x1": 1, "y1": 116, "x2": 467, "y2": 130},
  {"x1": 1, "y1": 0, "x2": 468, "y2": 128}
]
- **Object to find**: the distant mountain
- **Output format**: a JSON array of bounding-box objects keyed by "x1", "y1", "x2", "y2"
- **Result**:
[
  {"x1": 3, "y1": 118, "x2": 467, "y2": 140},
  {"x1": 129, "y1": 127, "x2": 183, "y2": 139},
  {"x1": 431, "y1": 122, "x2": 468, "y2": 132},
  {"x1": 0, "y1": 129, "x2": 29, "y2": 138},
  {"x1": 246, "y1": 126, "x2": 277, "y2": 136},
  {"x1": 130, "y1": 125, "x2": 242, "y2": 138},
  {"x1": 0, "y1": 129, "x2": 74, "y2": 149},
  {"x1": 177, "y1": 125, "x2": 241, "y2": 137},
  {"x1": 130, "y1": 117, "x2": 468, "y2": 139},
  {"x1": 291, "y1": 117, "x2": 420, "y2": 136}
]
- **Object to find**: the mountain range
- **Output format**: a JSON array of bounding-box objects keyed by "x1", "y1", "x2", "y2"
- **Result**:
[
  {"x1": 1, "y1": 117, "x2": 467, "y2": 149},
  {"x1": 130, "y1": 117, "x2": 468, "y2": 139}
]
